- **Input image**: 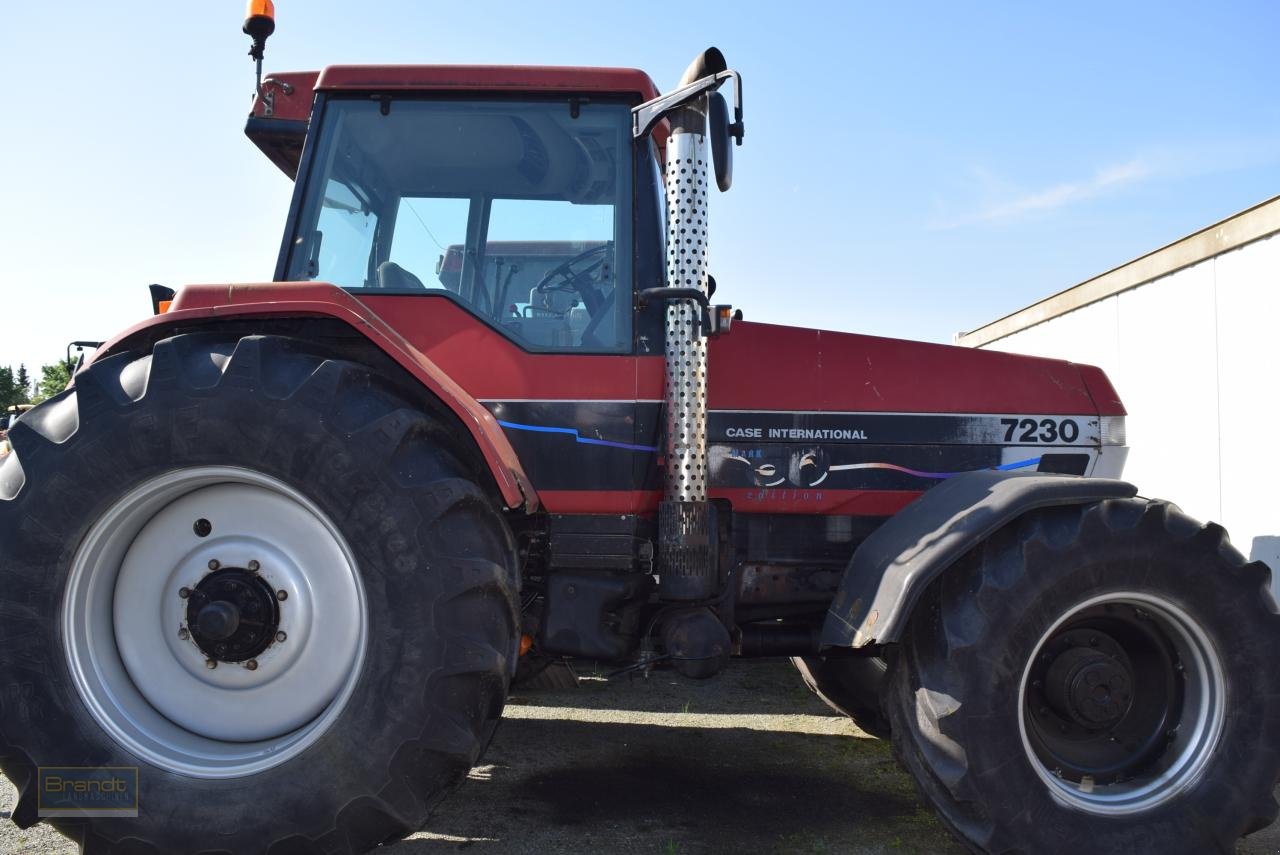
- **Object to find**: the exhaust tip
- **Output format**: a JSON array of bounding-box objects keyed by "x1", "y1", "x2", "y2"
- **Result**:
[{"x1": 679, "y1": 47, "x2": 727, "y2": 86}]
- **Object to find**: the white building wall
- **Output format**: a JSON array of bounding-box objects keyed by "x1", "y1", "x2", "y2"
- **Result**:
[
  {"x1": 1215, "y1": 235, "x2": 1280, "y2": 574},
  {"x1": 982, "y1": 232, "x2": 1277, "y2": 577}
]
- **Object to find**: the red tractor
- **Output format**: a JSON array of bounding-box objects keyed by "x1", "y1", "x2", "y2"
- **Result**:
[{"x1": 1, "y1": 8, "x2": 1277, "y2": 854}]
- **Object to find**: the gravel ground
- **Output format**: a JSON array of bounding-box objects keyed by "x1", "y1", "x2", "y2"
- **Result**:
[{"x1": 3, "y1": 658, "x2": 1279, "y2": 854}]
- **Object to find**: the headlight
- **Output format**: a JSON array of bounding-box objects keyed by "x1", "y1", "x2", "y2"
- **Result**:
[{"x1": 1100, "y1": 416, "x2": 1127, "y2": 447}]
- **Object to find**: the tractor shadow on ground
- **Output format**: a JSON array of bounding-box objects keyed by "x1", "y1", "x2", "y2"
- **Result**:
[
  {"x1": 389, "y1": 714, "x2": 960, "y2": 855},
  {"x1": 389, "y1": 658, "x2": 1280, "y2": 855}
]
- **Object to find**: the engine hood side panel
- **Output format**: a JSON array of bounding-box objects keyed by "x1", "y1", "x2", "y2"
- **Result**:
[{"x1": 704, "y1": 321, "x2": 1116, "y2": 514}]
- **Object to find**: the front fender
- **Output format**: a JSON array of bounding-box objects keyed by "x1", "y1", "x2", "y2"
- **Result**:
[
  {"x1": 87, "y1": 282, "x2": 537, "y2": 511},
  {"x1": 820, "y1": 470, "x2": 1136, "y2": 648}
]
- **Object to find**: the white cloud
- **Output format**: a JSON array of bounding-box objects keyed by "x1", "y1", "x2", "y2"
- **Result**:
[
  {"x1": 932, "y1": 135, "x2": 1280, "y2": 231},
  {"x1": 935, "y1": 157, "x2": 1153, "y2": 229}
]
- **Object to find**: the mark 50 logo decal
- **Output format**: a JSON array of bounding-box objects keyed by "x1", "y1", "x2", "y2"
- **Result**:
[{"x1": 1000, "y1": 417, "x2": 1080, "y2": 444}]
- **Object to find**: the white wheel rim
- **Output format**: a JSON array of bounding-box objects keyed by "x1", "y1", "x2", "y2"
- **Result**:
[
  {"x1": 1017, "y1": 591, "x2": 1225, "y2": 815},
  {"x1": 63, "y1": 466, "x2": 368, "y2": 778}
]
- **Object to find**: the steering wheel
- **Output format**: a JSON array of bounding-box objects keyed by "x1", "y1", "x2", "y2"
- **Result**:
[{"x1": 531, "y1": 243, "x2": 612, "y2": 314}]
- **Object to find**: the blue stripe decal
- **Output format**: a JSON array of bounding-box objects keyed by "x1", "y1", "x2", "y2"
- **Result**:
[
  {"x1": 496, "y1": 420, "x2": 660, "y2": 453},
  {"x1": 996, "y1": 457, "x2": 1042, "y2": 472}
]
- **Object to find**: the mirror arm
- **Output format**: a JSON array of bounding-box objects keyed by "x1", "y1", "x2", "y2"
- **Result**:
[
  {"x1": 729, "y1": 79, "x2": 744, "y2": 146},
  {"x1": 636, "y1": 287, "x2": 715, "y2": 339},
  {"x1": 632, "y1": 70, "x2": 744, "y2": 141},
  {"x1": 636, "y1": 287, "x2": 710, "y2": 309}
]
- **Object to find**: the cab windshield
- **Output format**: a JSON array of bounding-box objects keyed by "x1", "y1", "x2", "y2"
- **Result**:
[{"x1": 285, "y1": 97, "x2": 634, "y2": 352}]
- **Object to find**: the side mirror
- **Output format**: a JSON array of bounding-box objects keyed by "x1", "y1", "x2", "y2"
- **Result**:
[
  {"x1": 632, "y1": 48, "x2": 744, "y2": 193},
  {"x1": 708, "y1": 92, "x2": 733, "y2": 192}
]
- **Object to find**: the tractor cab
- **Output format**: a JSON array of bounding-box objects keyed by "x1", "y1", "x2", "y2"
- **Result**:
[{"x1": 249, "y1": 66, "x2": 671, "y2": 355}]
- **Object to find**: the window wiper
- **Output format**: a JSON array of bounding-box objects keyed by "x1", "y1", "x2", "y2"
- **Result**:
[{"x1": 321, "y1": 196, "x2": 362, "y2": 214}]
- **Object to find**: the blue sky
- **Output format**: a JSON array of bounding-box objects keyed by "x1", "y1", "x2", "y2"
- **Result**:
[{"x1": 1, "y1": 1, "x2": 1277, "y2": 375}]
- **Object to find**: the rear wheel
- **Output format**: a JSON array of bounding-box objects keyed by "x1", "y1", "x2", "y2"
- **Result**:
[
  {"x1": 0, "y1": 334, "x2": 519, "y2": 854},
  {"x1": 886, "y1": 498, "x2": 1280, "y2": 854},
  {"x1": 791, "y1": 655, "x2": 891, "y2": 738}
]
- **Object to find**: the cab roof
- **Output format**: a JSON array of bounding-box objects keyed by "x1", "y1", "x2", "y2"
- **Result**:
[
  {"x1": 247, "y1": 65, "x2": 662, "y2": 178},
  {"x1": 315, "y1": 65, "x2": 660, "y2": 99}
]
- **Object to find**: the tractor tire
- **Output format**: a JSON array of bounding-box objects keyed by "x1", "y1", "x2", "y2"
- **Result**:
[
  {"x1": 791, "y1": 655, "x2": 891, "y2": 738},
  {"x1": 0, "y1": 334, "x2": 520, "y2": 855},
  {"x1": 885, "y1": 498, "x2": 1280, "y2": 854}
]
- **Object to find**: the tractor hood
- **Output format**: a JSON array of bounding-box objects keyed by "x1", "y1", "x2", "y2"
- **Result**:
[
  {"x1": 697, "y1": 321, "x2": 1127, "y2": 515},
  {"x1": 705, "y1": 320, "x2": 1124, "y2": 417}
]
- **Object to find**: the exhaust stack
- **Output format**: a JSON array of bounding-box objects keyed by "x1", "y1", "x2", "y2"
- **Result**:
[
  {"x1": 631, "y1": 49, "x2": 744, "y2": 674},
  {"x1": 657, "y1": 49, "x2": 727, "y2": 604}
]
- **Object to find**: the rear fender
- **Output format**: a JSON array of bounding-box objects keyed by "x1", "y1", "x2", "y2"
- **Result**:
[
  {"x1": 820, "y1": 470, "x2": 1136, "y2": 648},
  {"x1": 87, "y1": 282, "x2": 537, "y2": 511}
]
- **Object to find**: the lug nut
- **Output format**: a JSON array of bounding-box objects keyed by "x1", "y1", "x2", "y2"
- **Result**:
[
  {"x1": 208, "y1": 559, "x2": 221, "y2": 571},
  {"x1": 248, "y1": 560, "x2": 260, "y2": 572},
  {"x1": 275, "y1": 631, "x2": 287, "y2": 643},
  {"x1": 178, "y1": 627, "x2": 190, "y2": 640},
  {"x1": 276, "y1": 589, "x2": 288, "y2": 601},
  {"x1": 245, "y1": 660, "x2": 259, "y2": 671},
  {"x1": 179, "y1": 587, "x2": 191, "y2": 599},
  {"x1": 205, "y1": 659, "x2": 218, "y2": 670}
]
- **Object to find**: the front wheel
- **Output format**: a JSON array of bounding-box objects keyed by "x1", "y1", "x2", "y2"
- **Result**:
[
  {"x1": 0, "y1": 334, "x2": 519, "y2": 854},
  {"x1": 791, "y1": 655, "x2": 891, "y2": 738},
  {"x1": 886, "y1": 498, "x2": 1280, "y2": 854}
]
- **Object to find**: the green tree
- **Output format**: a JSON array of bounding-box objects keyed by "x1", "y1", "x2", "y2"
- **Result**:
[
  {"x1": 0, "y1": 367, "x2": 17, "y2": 409},
  {"x1": 14, "y1": 364, "x2": 31, "y2": 404},
  {"x1": 32, "y1": 361, "x2": 74, "y2": 403}
]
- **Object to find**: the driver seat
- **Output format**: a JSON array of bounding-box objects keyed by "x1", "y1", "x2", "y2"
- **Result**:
[{"x1": 376, "y1": 261, "x2": 426, "y2": 290}]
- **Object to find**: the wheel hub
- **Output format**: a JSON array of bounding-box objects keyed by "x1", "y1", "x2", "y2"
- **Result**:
[
  {"x1": 1043, "y1": 636, "x2": 1133, "y2": 729},
  {"x1": 186, "y1": 567, "x2": 280, "y2": 662}
]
